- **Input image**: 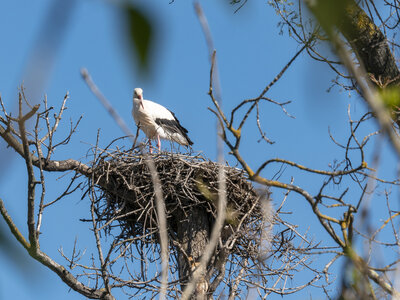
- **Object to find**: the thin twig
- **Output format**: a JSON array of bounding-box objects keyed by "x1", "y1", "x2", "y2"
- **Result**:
[
  {"x1": 81, "y1": 68, "x2": 169, "y2": 299},
  {"x1": 80, "y1": 68, "x2": 133, "y2": 139},
  {"x1": 332, "y1": 34, "x2": 400, "y2": 156},
  {"x1": 182, "y1": 4, "x2": 227, "y2": 300}
]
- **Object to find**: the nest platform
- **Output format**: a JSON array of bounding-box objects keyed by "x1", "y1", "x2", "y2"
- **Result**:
[{"x1": 90, "y1": 149, "x2": 265, "y2": 255}]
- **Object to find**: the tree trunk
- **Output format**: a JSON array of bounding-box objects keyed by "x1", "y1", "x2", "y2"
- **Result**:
[
  {"x1": 177, "y1": 207, "x2": 210, "y2": 300},
  {"x1": 307, "y1": 0, "x2": 400, "y2": 85},
  {"x1": 306, "y1": 0, "x2": 400, "y2": 125},
  {"x1": 338, "y1": 1, "x2": 400, "y2": 86}
]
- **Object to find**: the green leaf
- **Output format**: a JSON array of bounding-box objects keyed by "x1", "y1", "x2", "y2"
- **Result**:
[
  {"x1": 123, "y1": 4, "x2": 153, "y2": 73},
  {"x1": 378, "y1": 86, "x2": 400, "y2": 109}
]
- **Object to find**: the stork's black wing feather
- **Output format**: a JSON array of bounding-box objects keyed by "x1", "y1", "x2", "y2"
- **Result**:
[{"x1": 155, "y1": 109, "x2": 193, "y2": 145}]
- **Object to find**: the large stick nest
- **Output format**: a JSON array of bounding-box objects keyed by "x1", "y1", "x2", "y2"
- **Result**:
[{"x1": 91, "y1": 149, "x2": 265, "y2": 256}]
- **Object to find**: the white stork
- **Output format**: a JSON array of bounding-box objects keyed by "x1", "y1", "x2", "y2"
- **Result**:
[{"x1": 132, "y1": 88, "x2": 193, "y2": 152}]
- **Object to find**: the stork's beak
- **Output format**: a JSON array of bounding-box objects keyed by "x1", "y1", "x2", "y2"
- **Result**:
[{"x1": 139, "y1": 96, "x2": 144, "y2": 109}]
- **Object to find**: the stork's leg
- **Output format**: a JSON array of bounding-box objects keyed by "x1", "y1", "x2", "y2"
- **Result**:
[
  {"x1": 148, "y1": 139, "x2": 153, "y2": 154},
  {"x1": 157, "y1": 135, "x2": 161, "y2": 152}
]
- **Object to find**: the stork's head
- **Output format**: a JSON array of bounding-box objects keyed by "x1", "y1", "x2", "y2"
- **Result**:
[
  {"x1": 134, "y1": 88, "x2": 143, "y2": 100},
  {"x1": 134, "y1": 88, "x2": 144, "y2": 109}
]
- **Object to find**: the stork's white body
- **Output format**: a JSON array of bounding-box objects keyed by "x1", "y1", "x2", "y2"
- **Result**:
[{"x1": 132, "y1": 88, "x2": 193, "y2": 151}]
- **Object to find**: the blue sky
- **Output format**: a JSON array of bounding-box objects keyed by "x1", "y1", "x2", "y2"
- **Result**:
[{"x1": 0, "y1": 0, "x2": 398, "y2": 299}]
